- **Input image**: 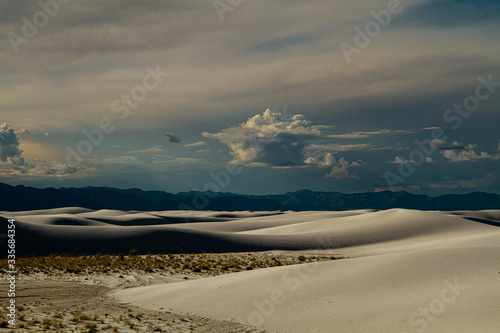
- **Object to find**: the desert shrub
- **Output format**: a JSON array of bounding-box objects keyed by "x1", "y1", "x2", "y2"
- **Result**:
[{"x1": 84, "y1": 322, "x2": 97, "y2": 333}]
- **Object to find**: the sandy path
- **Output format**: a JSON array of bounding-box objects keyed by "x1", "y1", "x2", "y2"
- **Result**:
[{"x1": 0, "y1": 277, "x2": 271, "y2": 332}]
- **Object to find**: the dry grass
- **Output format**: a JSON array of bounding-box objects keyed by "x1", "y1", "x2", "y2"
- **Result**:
[
  {"x1": 0, "y1": 252, "x2": 344, "y2": 332},
  {"x1": 0, "y1": 252, "x2": 342, "y2": 277}
]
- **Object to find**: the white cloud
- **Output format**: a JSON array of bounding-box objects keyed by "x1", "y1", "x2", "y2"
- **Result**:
[
  {"x1": 204, "y1": 109, "x2": 362, "y2": 178},
  {"x1": 429, "y1": 139, "x2": 496, "y2": 162},
  {"x1": 327, "y1": 129, "x2": 412, "y2": 139},
  {"x1": 430, "y1": 139, "x2": 479, "y2": 151},
  {"x1": 442, "y1": 150, "x2": 499, "y2": 162},
  {"x1": 163, "y1": 157, "x2": 205, "y2": 164},
  {"x1": 0, "y1": 156, "x2": 91, "y2": 177},
  {"x1": 1, "y1": 124, "x2": 152, "y2": 178},
  {"x1": 304, "y1": 153, "x2": 360, "y2": 179},
  {"x1": 326, "y1": 158, "x2": 360, "y2": 180},
  {"x1": 184, "y1": 141, "x2": 206, "y2": 147},
  {"x1": 101, "y1": 156, "x2": 141, "y2": 164},
  {"x1": 306, "y1": 143, "x2": 370, "y2": 152},
  {"x1": 127, "y1": 147, "x2": 163, "y2": 154},
  {"x1": 304, "y1": 152, "x2": 337, "y2": 167},
  {"x1": 203, "y1": 108, "x2": 327, "y2": 167},
  {"x1": 15, "y1": 128, "x2": 31, "y2": 135},
  {"x1": 390, "y1": 156, "x2": 406, "y2": 164}
]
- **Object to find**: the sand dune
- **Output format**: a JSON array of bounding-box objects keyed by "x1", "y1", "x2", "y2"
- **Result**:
[
  {"x1": 4, "y1": 208, "x2": 499, "y2": 256},
  {"x1": 2, "y1": 208, "x2": 499, "y2": 332}
]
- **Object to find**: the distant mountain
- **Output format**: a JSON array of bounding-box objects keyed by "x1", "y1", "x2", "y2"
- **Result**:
[
  {"x1": 0, "y1": 182, "x2": 499, "y2": 212},
  {"x1": 0, "y1": 183, "x2": 99, "y2": 211}
]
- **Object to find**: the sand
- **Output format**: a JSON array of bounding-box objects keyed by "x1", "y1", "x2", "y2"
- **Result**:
[{"x1": 1, "y1": 208, "x2": 499, "y2": 332}]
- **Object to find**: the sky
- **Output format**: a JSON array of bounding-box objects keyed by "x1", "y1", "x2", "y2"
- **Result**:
[{"x1": 1, "y1": 0, "x2": 499, "y2": 195}]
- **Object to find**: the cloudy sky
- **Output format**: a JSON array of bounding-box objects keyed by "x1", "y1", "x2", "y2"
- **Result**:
[{"x1": 1, "y1": 0, "x2": 499, "y2": 195}]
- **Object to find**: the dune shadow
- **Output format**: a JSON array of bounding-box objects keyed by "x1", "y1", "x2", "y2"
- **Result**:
[
  {"x1": 213, "y1": 212, "x2": 284, "y2": 218},
  {"x1": 85, "y1": 215, "x2": 230, "y2": 226},
  {"x1": 462, "y1": 217, "x2": 500, "y2": 227}
]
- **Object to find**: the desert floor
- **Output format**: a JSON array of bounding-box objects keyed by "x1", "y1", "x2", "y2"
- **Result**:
[{"x1": 1, "y1": 251, "x2": 333, "y2": 332}]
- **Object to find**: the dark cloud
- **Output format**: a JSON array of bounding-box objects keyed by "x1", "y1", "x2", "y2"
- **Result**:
[
  {"x1": 430, "y1": 139, "x2": 479, "y2": 150},
  {"x1": 163, "y1": 132, "x2": 181, "y2": 143},
  {"x1": 0, "y1": 122, "x2": 25, "y2": 164},
  {"x1": 15, "y1": 128, "x2": 31, "y2": 134}
]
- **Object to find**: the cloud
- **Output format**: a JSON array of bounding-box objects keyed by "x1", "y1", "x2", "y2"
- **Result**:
[
  {"x1": 127, "y1": 147, "x2": 163, "y2": 154},
  {"x1": 0, "y1": 123, "x2": 94, "y2": 177},
  {"x1": 389, "y1": 155, "x2": 432, "y2": 164},
  {"x1": 430, "y1": 139, "x2": 462, "y2": 150},
  {"x1": 304, "y1": 152, "x2": 337, "y2": 167},
  {"x1": 204, "y1": 108, "x2": 362, "y2": 178},
  {"x1": 0, "y1": 157, "x2": 90, "y2": 177},
  {"x1": 327, "y1": 133, "x2": 372, "y2": 139},
  {"x1": 326, "y1": 158, "x2": 360, "y2": 180},
  {"x1": 184, "y1": 141, "x2": 206, "y2": 147},
  {"x1": 163, "y1": 157, "x2": 205, "y2": 164},
  {"x1": 30, "y1": 161, "x2": 93, "y2": 176},
  {"x1": 305, "y1": 152, "x2": 362, "y2": 179},
  {"x1": 305, "y1": 143, "x2": 370, "y2": 152},
  {"x1": 203, "y1": 108, "x2": 325, "y2": 166},
  {"x1": 15, "y1": 128, "x2": 31, "y2": 134},
  {"x1": 0, "y1": 122, "x2": 25, "y2": 165},
  {"x1": 442, "y1": 150, "x2": 499, "y2": 163},
  {"x1": 163, "y1": 133, "x2": 181, "y2": 143},
  {"x1": 430, "y1": 139, "x2": 479, "y2": 150},
  {"x1": 390, "y1": 156, "x2": 407, "y2": 164},
  {"x1": 327, "y1": 129, "x2": 413, "y2": 139}
]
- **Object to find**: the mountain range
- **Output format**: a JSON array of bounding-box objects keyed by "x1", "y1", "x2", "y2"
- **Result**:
[{"x1": 1, "y1": 182, "x2": 499, "y2": 212}]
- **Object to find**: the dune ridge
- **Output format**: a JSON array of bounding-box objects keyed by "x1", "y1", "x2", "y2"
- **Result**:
[{"x1": 2, "y1": 208, "x2": 499, "y2": 256}]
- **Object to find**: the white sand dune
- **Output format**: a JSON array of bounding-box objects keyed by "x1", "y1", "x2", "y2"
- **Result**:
[{"x1": 2, "y1": 208, "x2": 499, "y2": 332}]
